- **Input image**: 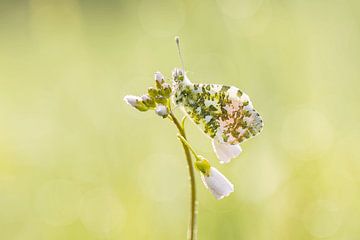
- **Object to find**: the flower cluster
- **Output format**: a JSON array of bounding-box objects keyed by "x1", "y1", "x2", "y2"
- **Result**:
[{"x1": 124, "y1": 72, "x2": 172, "y2": 118}]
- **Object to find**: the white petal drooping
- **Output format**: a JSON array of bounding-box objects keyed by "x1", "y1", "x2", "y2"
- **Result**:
[
  {"x1": 212, "y1": 137, "x2": 242, "y2": 164},
  {"x1": 201, "y1": 167, "x2": 234, "y2": 200}
]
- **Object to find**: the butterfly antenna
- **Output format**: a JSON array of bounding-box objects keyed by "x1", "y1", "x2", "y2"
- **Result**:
[{"x1": 175, "y1": 36, "x2": 185, "y2": 72}]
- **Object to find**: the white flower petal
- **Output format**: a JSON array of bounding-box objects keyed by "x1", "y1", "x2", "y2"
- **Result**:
[
  {"x1": 201, "y1": 167, "x2": 234, "y2": 200},
  {"x1": 212, "y1": 138, "x2": 242, "y2": 164}
]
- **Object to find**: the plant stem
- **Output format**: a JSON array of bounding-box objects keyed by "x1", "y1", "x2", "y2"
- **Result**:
[
  {"x1": 177, "y1": 135, "x2": 199, "y2": 160},
  {"x1": 169, "y1": 112, "x2": 197, "y2": 240}
]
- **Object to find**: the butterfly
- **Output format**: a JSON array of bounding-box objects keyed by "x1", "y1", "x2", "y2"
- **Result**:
[{"x1": 172, "y1": 68, "x2": 263, "y2": 164}]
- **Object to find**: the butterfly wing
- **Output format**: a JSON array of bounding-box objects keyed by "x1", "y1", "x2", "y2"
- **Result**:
[{"x1": 174, "y1": 83, "x2": 263, "y2": 145}]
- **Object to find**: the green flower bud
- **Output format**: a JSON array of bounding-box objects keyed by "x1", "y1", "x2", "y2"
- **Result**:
[
  {"x1": 124, "y1": 95, "x2": 149, "y2": 112},
  {"x1": 154, "y1": 71, "x2": 165, "y2": 89},
  {"x1": 154, "y1": 95, "x2": 167, "y2": 105},
  {"x1": 194, "y1": 156, "x2": 211, "y2": 176},
  {"x1": 141, "y1": 95, "x2": 156, "y2": 108},
  {"x1": 148, "y1": 87, "x2": 158, "y2": 98},
  {"x1": 161, "y1": 83, "x2": 172, "y2": 98}
]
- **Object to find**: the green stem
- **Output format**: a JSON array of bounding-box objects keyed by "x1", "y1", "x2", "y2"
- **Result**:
[
  {"x1": 169, "y1": 112, "x2": 197, "y2": 240},
  {"x1": 177, "y1": 135, "x2": 199, "y2": 160}
]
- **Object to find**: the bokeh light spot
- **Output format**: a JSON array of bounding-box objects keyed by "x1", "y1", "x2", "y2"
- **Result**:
[
  {"x1": 35, "y1": 179, "x2": 81, "y2": 226},
  {"x1": 216, "y1": 0, "x2": 265, "y2": 19},
  {"x1": 138, "y1": 153, "x2": 186, "y2": 202},
  {"x1": 138, "y1": 0, "x2": 186, "y2": 37},
  {"x1": 281, "y1": 108, "x2": 333, "y2": 158},
  {"x1": 303, "y1": 200, "x2": 342, "y2": 238},
  {"x1": 234, "y1": 150, "x2": 286, "y2": 203},
  {"x1": 80, "y1": 188, "x2": 125, "y2": 237}
]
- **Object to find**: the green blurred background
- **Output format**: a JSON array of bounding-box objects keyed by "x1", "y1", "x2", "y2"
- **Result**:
[{"x1": 1, "y1": 0, "x2": 360, "y2": 239}]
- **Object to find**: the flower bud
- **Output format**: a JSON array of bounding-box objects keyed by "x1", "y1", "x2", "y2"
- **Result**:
[
  {"x1": 148, "y1": 87, "x2": 158, "y2": 98},
  {"x1": 155, "y1": 104, "x2": 168, "y2": 118},
  {"x1": 154, "y1": 95, "x2": 167, "y2": 105},
  {"x1": 141, "y1": 95, "x2": 156, "y2": 108},
  {"x1": 124, "y1": 95, "x2": 149, "y2": 112},
  {"x1": 161, "y1": 83, "x2": 172, "y2": 98},
  {"x1": 154, "y1": 71, "x2": 164, "y2": 88}
]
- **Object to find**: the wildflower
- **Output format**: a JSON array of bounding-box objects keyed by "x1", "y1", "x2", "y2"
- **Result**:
[
  {"x1": 178, "y1": 136, "x2": 234, "y2": 200},
  {"x1": 193, "y1": 156, "x2": 234, "y2": 200},
  {"x1": 200, "y1": 167, "x2": 234, "y2": 200}
]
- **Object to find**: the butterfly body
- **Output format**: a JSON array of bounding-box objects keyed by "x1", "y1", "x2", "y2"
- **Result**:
[{"x1": 172, "y1": 69, "x2": 263, "y2": 146}]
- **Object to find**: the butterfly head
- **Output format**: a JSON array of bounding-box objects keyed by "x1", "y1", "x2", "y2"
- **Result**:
[{"x1": 172, "y1": 68, "x2": 192, "y2": 90}]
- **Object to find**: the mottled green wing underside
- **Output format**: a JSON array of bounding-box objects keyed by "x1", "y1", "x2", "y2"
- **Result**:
[{"x1": 174, "y1": 83, "x2": 263, "y2": 144}]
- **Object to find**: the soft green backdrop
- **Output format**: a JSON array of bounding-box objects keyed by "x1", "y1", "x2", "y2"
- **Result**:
[{"x1": 1, "y1": 0, "x2": 360, "y2": 239}]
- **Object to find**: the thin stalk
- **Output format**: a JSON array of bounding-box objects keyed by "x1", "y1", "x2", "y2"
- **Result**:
[
  {"x1": 177, "y1": 135, "x2": 199, "y2": 160},
  {"x1": 169, "y1": 112, "x2": 197, "y2": 240}
]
